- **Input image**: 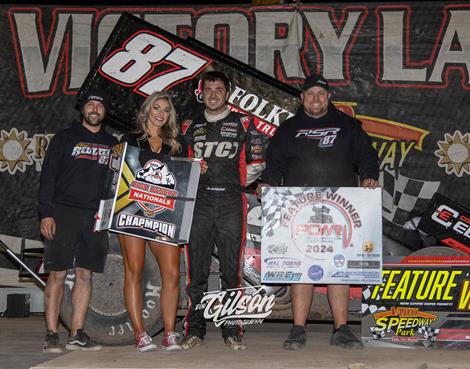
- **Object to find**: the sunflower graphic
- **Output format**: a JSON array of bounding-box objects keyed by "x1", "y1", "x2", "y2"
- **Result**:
[
  {"x1": 435, "y1": 130, "x2": 470, "y2": 177},
  {"x1": 0, "y1": 128, "x2": 33, "y2": 174}
]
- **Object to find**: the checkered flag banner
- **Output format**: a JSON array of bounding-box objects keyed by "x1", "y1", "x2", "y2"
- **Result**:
[
  {"x1": 362, "y1": 286, "x2": 387, "y2": 315},
  {"x1": 370, "y1": 327, "x2": 387, "y2": 340},
  {"x1": 261, "y1": 188, "x2": 305, "y2": 237},
  {"x1": 381, "y1": 168, "x2": 440, "y2": 226},
  {"x1": 362, "y1": 302, "x2": 387, "y2": 315},
  {"x1": 261, "y1": 187, "x2": 336, "y2": 237},
  {"x1": 418, "y1": 325, "x2": 440, "y2": 341}
]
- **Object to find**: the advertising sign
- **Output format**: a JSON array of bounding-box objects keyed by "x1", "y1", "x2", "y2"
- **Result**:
[
  {"x1": 261, "y1": 187, "x2": 382, "y2": 284},
  {"x1": 362, "y1": 256, "x2": 470, "y2": 348},
  {"x1": 95, "y1": 143, "x2": 201, "y2": 245},
  {"x1": 418, "y1": 193, "x2": 470, "y2": 254}
]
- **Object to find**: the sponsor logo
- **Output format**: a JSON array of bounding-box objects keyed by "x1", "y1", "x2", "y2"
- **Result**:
[
  {"x1": 346, "y1": 270, "x2": 381, "y2": 278},
  {"x1": 220, "y1": 126, "x2": 238, "y2": 133},
  {"x1": 220, "y1": 132, "x2": 238, "y2": 138},
  {"x1": 193, "y1": 127, "x2": 207, "y2": 136},
  {"x1": 371, "y1": 307, "x2": 438, "y2": 339},
  {"x1": 356, "y1": 253, "x2": 381, "y2": 258},
  {"x1": 193, "y1": 135, "x2": 207, "y2": 142},
  {"x1": 228, "y1": 86, "x2": 294, "y2": 127},
  {"x1": 71, "y1": 142, "x2": 112, "y2": 164},
  {"x1": 222, "y1": 122, "x2": 238, "y2": 128},
  {"x1": 193, "y1": 141, "x2": 239, "y2": 158},
  {"x1": 308, "y1": 265, "x2": 324, "y2": 281},
  {"x1": 331, "y1": 271, "x2": 349, "y2": 278},
  {"x1": 263, "y1": 271, "x2": 301, "y2": 281},
  {"x1": 240, "y1": 116, "x2": 251, "y2": 125},
  {"x1": 195, "y1": 285, "x2": 274, "y2": 327},
  {"x1": 251, "y1": 145, "x2": 264, "y2": 154},
  {"x1": 264, "y1": 257, "x2": 301, "y2": 269},
  {"x1": 333, "y1": 254, "x2": 346, "y2": 268},
  {"x1": 116, "y1": 212, "x2": 175, "y2": 238},
  {"x1": 431, "y1": 204, "x2": 470, "y2": 243},
  {"x1": 282, "y1": 190, "x2": 362, "y2": 259},
  {"x1": 295, "y1": 127, "x2": 340, "y2": 147},
  {"x1": 435, "y1": 130, "x2": 470, "y2": 177},
  {"x1": 250, "y1": 138, "x2": 264, "y2": 145},
  {"x1": 363, "y1": 241, "x2": 374, "y2": 253},
  {"x1": 348, "y1": 260, "x2": 380, "y2": 269},
  {"x1": 266, "y1": 243, "x2": 288, "y2": 255},
  {"x1": 130, "y1": 159, "x2": 178, "y2": 215}
]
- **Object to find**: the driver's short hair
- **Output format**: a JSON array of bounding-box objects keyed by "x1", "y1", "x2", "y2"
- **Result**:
[{"x1": 201, "y1": 71, "x2": 231, "y2": 91}]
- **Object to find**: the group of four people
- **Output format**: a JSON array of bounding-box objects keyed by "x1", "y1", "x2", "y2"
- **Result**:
[{"x1": 39, "y1": 71, "x2": 379, "y2": 354}]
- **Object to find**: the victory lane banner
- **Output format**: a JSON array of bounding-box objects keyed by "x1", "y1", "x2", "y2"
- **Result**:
[
  {"x1": 95, "y1": 143, "x2": 201, "y2": 245},
  {"x1": 261, "y1": 187, "x2": 382, "y2": 285},
  {"x1": 362, "y1": 256, "x2": 470, "y2": 349}
]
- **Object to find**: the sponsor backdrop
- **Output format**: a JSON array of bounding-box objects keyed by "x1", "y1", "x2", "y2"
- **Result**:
[
  {"x1": 1, "y1": 2, "x2": 470, "y2": 252},
  {"x1": 362, "y1": 256, "x2": 470, "y2": 347}
]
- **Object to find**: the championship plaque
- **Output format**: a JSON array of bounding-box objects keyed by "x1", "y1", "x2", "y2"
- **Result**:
[
  {"x1": 95, "y1": 143, "x2": 200, "y2": 245},
  {"x1": 261, "y1": 187, "x2": 382, "y2": 284}
]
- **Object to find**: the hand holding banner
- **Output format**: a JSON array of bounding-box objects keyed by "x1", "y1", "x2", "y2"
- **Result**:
[
  {"x1": 261, "y1": 187, "x2": 383, "y2": 284},
  {"x1": 95, "y1": 143, "x2": 200, "y2": 245}
]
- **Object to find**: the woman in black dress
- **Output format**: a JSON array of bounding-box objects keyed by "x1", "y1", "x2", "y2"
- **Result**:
[{"x1": 119, "y1": 91, "x2": 186, "y2": 352}]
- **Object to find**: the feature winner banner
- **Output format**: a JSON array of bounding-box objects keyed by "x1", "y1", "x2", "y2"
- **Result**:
[
  {"x1": 95, "y1": 143, "x2": 201, "y2": 245},
  {"x1": 362, "y1": 256, "x2": 470, "y2": 349},
  {"x1": 261, "y1": 187, "x2": 382, "y2": 284}
]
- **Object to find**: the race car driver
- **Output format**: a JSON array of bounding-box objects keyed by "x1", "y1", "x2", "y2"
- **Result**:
[{"x1": 181, "y1": 70, "x2": 266, "y2": 351}]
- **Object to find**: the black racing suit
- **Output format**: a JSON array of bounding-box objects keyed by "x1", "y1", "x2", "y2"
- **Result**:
[
  {"x1": 182, "y1": 110, "x2": 266, "y2": 339},
  {"x1": 262, "y1": 105, "x2": 379, "y2": 187}
]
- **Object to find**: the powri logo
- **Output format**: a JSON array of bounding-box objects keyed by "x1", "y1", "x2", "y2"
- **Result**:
[{"x1": 195, "y1": 285, "x2": 275, "y2": 327}]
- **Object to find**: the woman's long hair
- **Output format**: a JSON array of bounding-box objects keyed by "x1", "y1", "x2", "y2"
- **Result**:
[{"x1": 135, "y1": 91, "x2": 181, "y2": 154}]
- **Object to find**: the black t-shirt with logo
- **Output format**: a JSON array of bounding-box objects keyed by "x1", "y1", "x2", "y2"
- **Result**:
[
  {"x1": 263, "y1": 106, "x2": 379, "y2": 187},
  {"x1": 38, "y1": 122, "x2": 117, "y2": 218}
]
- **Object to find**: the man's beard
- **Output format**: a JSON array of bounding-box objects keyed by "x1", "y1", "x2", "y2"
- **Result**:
[{"x1": 83, "y1": 112, "x2": 104, "y2": 126}]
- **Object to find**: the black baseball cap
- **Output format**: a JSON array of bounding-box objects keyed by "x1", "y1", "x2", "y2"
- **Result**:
[
  {"x1": 79, "y1": 88, "x2": 110, "y2": 112},
  {"x1": 301, "y1": 74, "x2": 329, "y2": 91}
]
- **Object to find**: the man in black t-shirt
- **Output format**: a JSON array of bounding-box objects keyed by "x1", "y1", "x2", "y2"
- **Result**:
[
  {"x1": 258, "y1": 74, "x2": 379, "y2": 350},
  {"x1": 39, "y1": 89, "x2": 117, "y2": 353}
]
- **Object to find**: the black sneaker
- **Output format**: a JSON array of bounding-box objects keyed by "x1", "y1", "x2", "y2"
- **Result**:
[
  {"x1": 43, "y1": 330, "x2": 64, "y2": 353},
  {"x1": 330, "y1": 324, "x2": 364, "y2": 349},
  {"x1": 180, "y1": 335, "x2": 203, "y2": 350},
  {"x1": 224, "y1": 335, "x2": 247, "y2": 351},
  {"x1": 283, "y1": 325, "x2": 307, "y2": 350},
  {"x1": 66, "y1": 329, "x2": 103, "y2": 351}
]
